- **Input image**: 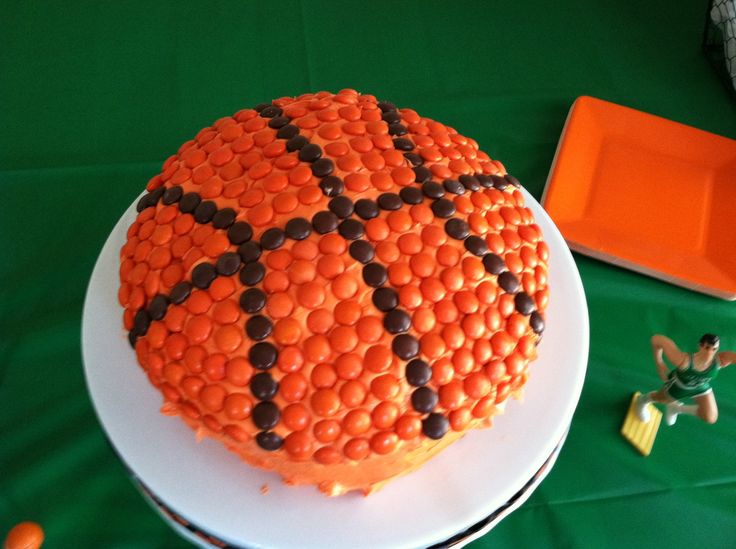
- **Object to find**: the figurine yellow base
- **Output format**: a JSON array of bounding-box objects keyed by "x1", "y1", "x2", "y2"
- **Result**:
[{"x1": 621, "y1": 392, "x2": 661, "y2": 456}]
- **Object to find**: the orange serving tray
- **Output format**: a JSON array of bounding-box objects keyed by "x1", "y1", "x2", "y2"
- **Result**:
[{"x1": 542, "y1": 96, "x2": 736, "y2": 300}]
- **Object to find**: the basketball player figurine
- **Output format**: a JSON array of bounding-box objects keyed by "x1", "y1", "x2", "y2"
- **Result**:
[{"x1": 636, "y1": 334, "x2": 735, "y2": 426}]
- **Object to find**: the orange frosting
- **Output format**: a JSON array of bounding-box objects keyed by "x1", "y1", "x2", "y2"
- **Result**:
[{"x1": 120, "y1": 90, "x2": 549, "y2": 496}]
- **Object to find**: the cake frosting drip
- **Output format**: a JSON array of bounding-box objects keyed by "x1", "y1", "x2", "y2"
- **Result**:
[{"x1": 119, "y1": 90, "x2": 549, "y2": 495}]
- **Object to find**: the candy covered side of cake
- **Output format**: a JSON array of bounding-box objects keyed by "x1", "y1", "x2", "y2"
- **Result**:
[{"x1": 119, "y1": 90, "x2": 549, "y2": 496}]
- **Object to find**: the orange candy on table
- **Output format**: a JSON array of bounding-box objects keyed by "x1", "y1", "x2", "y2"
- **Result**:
[
  {"x1": 4, "y1": 522, "x2": 44, "y2": 549},
  {"x1": 120, "y1": 89, "x2": 549, "y2": 496}
]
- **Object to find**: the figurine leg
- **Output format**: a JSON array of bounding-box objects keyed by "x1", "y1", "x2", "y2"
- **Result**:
[
  {"x1": 693, "y1": 392, "x2": 718, "y2": 424},
  {"x1": 635, "y1": 393, "x2": 653, "y2": 422},
  {"x1": 636, "y1": 387, "x2": 671, "y2": 422}
]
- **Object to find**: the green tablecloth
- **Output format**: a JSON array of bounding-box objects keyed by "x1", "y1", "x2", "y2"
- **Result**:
[{"x1": 2, "y1": 1, "x2": 735, "y2": 547}]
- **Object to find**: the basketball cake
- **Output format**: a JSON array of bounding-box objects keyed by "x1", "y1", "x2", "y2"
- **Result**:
[{"x1": 118, "y1": 89, "x2": 549, "y2": 496}]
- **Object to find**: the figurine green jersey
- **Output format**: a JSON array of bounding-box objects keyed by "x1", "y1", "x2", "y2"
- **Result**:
[{"x1": 636, "y1": 334, "x2": 735, "y2": 426}]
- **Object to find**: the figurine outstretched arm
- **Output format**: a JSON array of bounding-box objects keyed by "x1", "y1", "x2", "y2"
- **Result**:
[{"x1": 717, "y1": 351, "x2": 736, "y2": 367}]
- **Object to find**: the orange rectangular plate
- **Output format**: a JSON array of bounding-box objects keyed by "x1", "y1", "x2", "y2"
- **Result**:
[{"x1": 542, "y1": 96, "x2": 736, "y2": 300}]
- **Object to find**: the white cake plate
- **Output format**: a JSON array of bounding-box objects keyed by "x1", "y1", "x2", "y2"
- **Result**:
[{"x1": 82, "y1": 188, "x2": 588, "y2": 549}]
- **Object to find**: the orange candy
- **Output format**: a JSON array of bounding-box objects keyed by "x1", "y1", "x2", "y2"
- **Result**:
[
  {"x1": 311, "y1": 363, "x2": 338, "y2": 388},
  {"x1": 397, "y1": 233, "x2": 423, "y2": 255},
  {"x1": 334, "y1": 300, "x2": 362, "y2": 326},
  {"x1": 224, "y1": 393, "x2": 252, "y2": 420},
  {"x1": 185, "y1": 315, "x2": 212, "y2": 344},
  {"x1": 442, "y1": 324, "x2": 465, "y2": 350},
  {"x1": 329, "y1": 325, "x2": 359, "y2": 353},
  {"x1": 277, "y1": 345, "x2": 304, "y2": 373},
  {"x1": 307, "y1": 309, "x2": 333, "y2": 335},
  {"x1": 321, "y1": 235, "x2": 349, "y2": 257},
  {"x1": 203, "y1": 354, "x2": 226, "y2": 381},
  {"x1": 410, "y1": 253, "x2": 434, "y2": 277},
  {"x1": 506, "y1": 313, "x2": 528, "y2": 339},
  {"x1": 388, "y1": 263, "x2": 413, "y2": 286},
  {"x1": 148, "y1": 247, "x2": 172, "y2": 270},
  {"x1": 391, "y1": 166, "x2": 415, "y2": 186},
  {"x1": 387, "y1": 210, "x2": 413, "y2": 233},
  {"x1": 409, "y1": 204, "x2": 434, "y2": 225},
  {"x1": 452, "y1": 348, "x2": 475, "y2": 375},
  {"x1": 164, "y1": 334, "x2": 188, "y2": 361},
  {"x1": 370, "y1": 374, "x2": 400, "y2": 400},
  {"x1": 335, "y1": 353, "x2": 363, "y2": 379},
  {"x1": 343, "y1": 409, "x2": 371, "y2": 436},
  {"x1": 412, "y1": 308, "x2": 436, "y2": 333},
  {"x1": 375, "y1": 241, "x2": 400, "y2": 263},
  {"x1": 340, "y1": 380, "x2": 367, "y2": 407},
  {"x1": 283, "y1": 403, "x2": 311, "y2": 431},
  {"x1": 200, "y1": 384, "x2": 226, "y2": 412},
  {"x1": 208, "y1": 277, "x2": 235, "y2": 301},
  {"x1": 314, "y1": 446, "x2": 342, "y2": 465},
  {"x1": 298, "y1": 185, "x2": 322, "y2": 205},
  {"x1": 247, "y1": 203, "x2": 274, "y2": 226},
  {"x1": 272, "y1": 192, "x2": 299, "y2": 213},
  {"x1": 450, "y1": 407, "x2": 473, "y2": 431},
  {"x1": 432, "y1": 358, "x2": 455, "y2": 385},
  {"x1": 505, "y1": 351, "x2": 526, "y2": 376},
  {"x1": 181, "y1": 376, "x2": 205, "y2": 400},
  {"x1": 437, "y1": 244, "x2": 460, "y2": 267},
  {"x1": 484, "y1": 307, "x2": 502, "y2": 332},
  {"x1": 311, "y1": 388, "x2": 341, "y2": 417},
  {"x1": 291, "y1": 240, "x2": 319, "y2": 260},
  {"x1": 399, "y1": 285, "x2": 423, "y2": 310},
  {"x1": 463, "y1": 372, "x2": 492, "y2": 399},
  {"x1": 280, "y1": 372, "x2": 308, "y2": 402},
  {"x1": 395, "y1": 414, "x2": 422, "y2": 440},
  {"x1": 440, "y1": 266, "x2": 464, "y2": 292},
  {"x1": 288, "y1": 259, "x2": 316, "y2": 284},
  {"x1": 420, "y1": 333, "x2": 446, "y2": 359},
  {"x1": 473, "y1": 339, "x2": 493, "y2": 364},
  {"x1": 344, "y1": 438, "x2": 370, "y2": 460},
  {"x1": 421, "y1": 225, "x2": 446, "y2": 247},
  {"x1": 372, "y1": 401, "x2": 399, "y2": 429},
  {"x1": 462, "y1": 313, "x2": 486, "y2": 340},
  {"x1": 516, "y1": 335, "x2": 538, "y2": 359},
  {"x1": 314, "y1": 419, "x2": 342, "y2": 443},
  {"x1": 324, "y1": 142, "x2": 348, "y2": 157},
  {"x1": 304, "y1": 334, "x2": 331, "y2": 362},
  {"x1": 491, "y1": 331, "x2": 516, "y2": 358},
  {"x1": 364, "y1": 345, "x2": 392, "y2": 373},
  {"x1": 212, "y1": 300, "x2": 240, "y2": 324},
  {"x1": 4, "y1": 522, "x2": 44, "y2": 549},
  {"x1": 420, "y1": 278, "x2": 446, "y2": 303},
  {"x1": 266, "y1": 292, "x2": 294, "y2": 319},
  {"x1": 365, "y1": 218, "x2": 390, "y2": 241},
  {"x1": 263, "y1": 271, "x2": 290, "y2": 293},
  {"x1": 332, "y1": 273, "x2": 358, "y2": 299},
  {"x1": 213, "y1": 324, "x2": 243, "y2": 352},
  {"x1": 225, "y1": 357, "x2": 252, "y2": 386},
  {"x1": 285, "y1": 431, "x2": 313, "y2": 459},
  {"x1": 454, "y1": 290, "x2": 479, "y2": 314},
  {"x1": 273, "y1": 318, "x2": 301, "y2": 345},
  {"x1": 349, "y1": 136, "x2": 373, "y2": 153},
  {"x1": 439, "y1": 380, "x2": 466, "y2": 410},
  {"x1": 461, "y1": 257, "x2": 485, "y2": 281},
  {"x1": 474, "y1": 394, "x2": 498, "y2": 418},
  {"x1": 317, "y1": 254, "x2": 344, "y2": 279},
  {"x1": 370, "y1": 431, "x2": 399, "y2": 455},
  {"x1": 493, "y1": 292, "x2": 514, "y2": 317}
]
